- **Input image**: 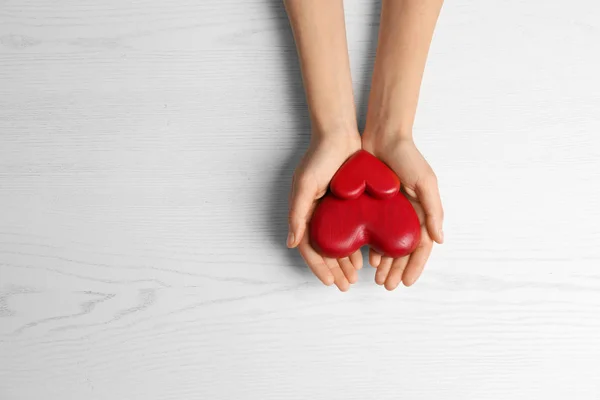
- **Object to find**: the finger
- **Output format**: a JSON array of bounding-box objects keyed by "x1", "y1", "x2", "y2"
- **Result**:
[
  {"x1": 384, "y1": 256, "x2": 410, "y2": 291},
  {"x1": 402, "y1": 229, "x2": 434, "y2": 287},
  {"x1": 338, "y1": 257, "x2": 358, "y2": 284},
  {"x1": 375, "y1": 256, "x2": 393, "y2": 285},
  {"x1": 369, "y1": 248, "x2": 382, "y2": 268},
  {"x1": 415, "y1": 177, "x2": 444, "y2": 244},
  {"x1": 349, "y1": 249, "x2": 363, "y2": 270},
  {"x1": 325, "y1": 257, "x2": 350, "y2": 292},
  {"x1": 297, "y1": 238, "x2": 334, "y2": 286},
  {"x1": 288, "y1": 176, "x2": 317, "y2": 248}
]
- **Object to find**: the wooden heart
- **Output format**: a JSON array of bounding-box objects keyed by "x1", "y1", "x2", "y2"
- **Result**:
[
  {"x1": 309, "y1": 192, "x2": 421, "y2": 258},
  {"x1": 330, "y1": 150, "x2": 400, "y2": 200}
]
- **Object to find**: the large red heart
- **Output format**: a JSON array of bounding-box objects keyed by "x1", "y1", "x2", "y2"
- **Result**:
[
  {"x1": 330, "y1": 150, "x2": 400, "y2": 200},
  {"x1": 310, "y1": 194, "x2": 421, "y2": 258},
  {"x1": 309, "y1": 150, "x2": 421, "y2": 258}
]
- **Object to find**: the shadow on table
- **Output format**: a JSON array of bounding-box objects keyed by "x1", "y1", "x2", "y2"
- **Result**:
[{"x1": 265, "y1": 0, "x2": 381, "y2": 278}]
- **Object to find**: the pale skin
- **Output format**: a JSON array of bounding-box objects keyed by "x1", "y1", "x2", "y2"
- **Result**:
[{"x1": 284, "y1": 0, "x2": 444, "y2": 291}]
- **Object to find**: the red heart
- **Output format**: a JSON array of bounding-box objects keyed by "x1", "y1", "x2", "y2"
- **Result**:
[
  {"x1": 309, "y1": 150, "x2": 421, "y2": 258},
  {"x1": 309, "y1": 192, "x2": 421, "y2": 258},
  {"x1": 330, "y1": 150, "x2": 400, "y2": 200}
]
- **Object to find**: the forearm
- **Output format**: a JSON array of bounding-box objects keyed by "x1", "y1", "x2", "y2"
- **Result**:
[
  {"x1": 365, "y1": 0, "x2": 443, "y2": 140},
  {"x1": 284, "y1": 0, "x2": 357, "y2": 137}
]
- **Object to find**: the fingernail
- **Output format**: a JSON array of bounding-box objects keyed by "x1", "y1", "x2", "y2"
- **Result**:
[{"x1": 286, "y1": 231, "x2": 295, "y2": 247}]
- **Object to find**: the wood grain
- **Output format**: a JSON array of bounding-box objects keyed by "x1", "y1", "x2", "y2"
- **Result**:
[{"x1": 1, "y1": 0, "x2": 600, "y2": 399}]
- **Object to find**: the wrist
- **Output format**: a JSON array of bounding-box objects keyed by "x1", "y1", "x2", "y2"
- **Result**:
[
  {"x1": 311, "y1": 118, "x2": 360, "y2": 141},
  {"x1": 364, "y1": 78, "x2": 418, "y2": 143},
  {"x1": 363, "y1": 102, "x2": 414, "y2": 142},
  {"x1": 311, "y1": 126, "x2": 361, "y2": 156},
  {"x1": 363, "y1": 121, "x2": 413, "y2": 147},
  {"x1": 362, "y1": 125, "x2": 415, "y2": 158}
]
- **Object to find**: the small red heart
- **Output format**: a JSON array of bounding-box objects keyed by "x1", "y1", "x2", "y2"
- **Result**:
[
  {"x1": 309, "y1": 192, "x2": 421, "y2": 258},
  {"x1": 330, "y1": 150, "x2": 400, "y2": 200}
]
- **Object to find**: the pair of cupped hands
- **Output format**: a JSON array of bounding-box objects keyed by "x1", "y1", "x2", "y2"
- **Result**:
[{"x1": 287, "y1": 130, "x2": 444, "y2": 291}]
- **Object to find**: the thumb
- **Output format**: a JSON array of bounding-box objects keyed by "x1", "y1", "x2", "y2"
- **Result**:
[
  {"x1": 288, "y1": 176, "x2": 316, "y2": 248},
  {"x1": 415, "y1": 175, "x2": 444, "y2": 244}
]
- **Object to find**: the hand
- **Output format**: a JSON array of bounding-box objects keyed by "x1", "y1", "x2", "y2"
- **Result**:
[
  {"x1": 362, "y1": 134, "x2": 444, "y2": 289},
  {"x1": 288, "y1": 133, "x2": 363, "y2": 291}
]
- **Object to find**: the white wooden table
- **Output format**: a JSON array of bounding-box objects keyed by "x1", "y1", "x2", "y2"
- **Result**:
[{"x1": 2, "y1": 1, "x2": 600, "y2": 398}]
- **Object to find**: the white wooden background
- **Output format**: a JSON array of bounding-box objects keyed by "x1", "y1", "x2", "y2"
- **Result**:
[{"x1": 1, "y1": 0, "x2": 600, "y2": 398}]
